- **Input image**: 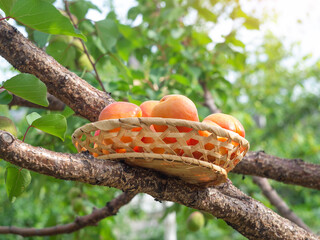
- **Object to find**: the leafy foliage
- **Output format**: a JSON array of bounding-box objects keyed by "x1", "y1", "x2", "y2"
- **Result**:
[
  {"x1": 3, "y1": 74, "x2": 49, "y2": 107},
  {"x1": 0, "y1": 0, "x2": 85, "y2": 39}
]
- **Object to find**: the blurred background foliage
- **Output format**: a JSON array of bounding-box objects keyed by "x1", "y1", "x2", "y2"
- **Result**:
[{"x1": 0, "y1": 0, "x2": 320, "y2": 239}]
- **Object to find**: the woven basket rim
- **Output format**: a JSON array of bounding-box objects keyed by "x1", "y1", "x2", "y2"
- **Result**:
[{"x1": 72, "y1": 117, "x2": 249, "y2": 148}]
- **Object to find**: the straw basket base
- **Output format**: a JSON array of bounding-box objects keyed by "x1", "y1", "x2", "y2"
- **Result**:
[{"x1": 97, "y1": 153, "x2": 227, "y2": 187}]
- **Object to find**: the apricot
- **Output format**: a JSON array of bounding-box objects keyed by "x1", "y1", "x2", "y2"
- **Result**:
[
  {"x1": 99, "y1": 102, "x2": 142, "y2": 120},
  {"x1": 151, "y1": 95, "x2": 199, "y2": 132},
  {"x1": 140, "y1": 100, "x2": 160, "y2": 117},
  {"x1": 202, "y1": 113, "x2": 245, "y2": 138},
  {"x1": 202, "y1": 114, "x2": 246, "y2": 168},
  {"x1": 98, "y1": 102, "x2": 142, "y2": 153},
  {"x1": 151, "y1": 95, "x2": 199, "y2": 145}
]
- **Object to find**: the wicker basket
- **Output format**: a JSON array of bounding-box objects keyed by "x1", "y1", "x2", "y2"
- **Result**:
[{"x1": 72, "y1": 117, "x2": 250, "y2": 186}]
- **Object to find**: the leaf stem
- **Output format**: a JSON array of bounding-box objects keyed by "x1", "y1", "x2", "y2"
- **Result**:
[
  {"x1": 63, "y1": 0, "x2": 107, "y2": 93},
  {"x1": 22, "y1": 125, "x2": 33, "y2": 142},
  {"x1": 0, "y1": 16, "x2": 11, "y2": 21}
]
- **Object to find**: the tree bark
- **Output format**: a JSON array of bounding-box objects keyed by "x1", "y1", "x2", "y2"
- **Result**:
[
  {"x1": 8, "y1": 92, "x2": 65, "y2": 111},
  {"x1": 233, "y1": 151, "x2": 320, "y2": 190},
  {"x1": 0, "y1": 19, "x2": 113, "y2": 122},
  {"x1": 252, "y1": 176, "x2": 312, "y2": 232},
  {"x1": 0, "y1": 131, "x2": 318, "y2": 240}
]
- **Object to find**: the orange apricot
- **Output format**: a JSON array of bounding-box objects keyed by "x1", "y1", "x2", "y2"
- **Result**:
[
  {"x1": 151, "y1": 95, "x2": 199, "y2": 144},
  {"x1": 202, "y1": 113, "x2": 245, "y2": 138},
  {"x1": 98, "y1": 102, "x2": 142, "y2": 153},
  {"x1": 151, "y1": 95, "x2": 199, "y2": 132},
  {"x1": 140, "y1": 100, "x2": 160, "y2": 117}
]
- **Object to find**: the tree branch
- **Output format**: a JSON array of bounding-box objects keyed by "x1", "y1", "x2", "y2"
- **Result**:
[
  {"x1": 252, "y1": 176, "x2": 312, "y2": 233},
  {"x1": 0, "y1": 18, "x2": 113, "y2": 122},
  {"x1": 0, "y1": 131, "x2": 317, "y2": 240},
  {"x1": 201, "y1": 83, "x2": 316, "y2": 231},
  {"x1": 233, "y1": 151, "x2": 320, "y2": 190},
  {"x1": 7, "y1": 92, "x2": 65, "y2": 111},
  {"x1": 199, "y1": 80, "x2": 221, "y2": 114},
  {"x1": 0, "y1": 191, "x2": 136, "y2": 237}
]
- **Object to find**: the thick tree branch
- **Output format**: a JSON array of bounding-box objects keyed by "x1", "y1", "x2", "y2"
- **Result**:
[
  {"x1": 0, "y1": 131, "x2": 317, "y2": 240},
  {"x1": 8, "y1": 92, "x2": 65, "y2": 111},
  {"x1": 0, "y1": 191, "x2": 135, "y2": 237},
  {"x1": 0, "y1": 19, "x2": 114, "y2": 122},
  {"x1": 233, "y1": 151, "x2": 320, "y2": 190},
  {"x1": 252, "y1": 176, "x2": 312, "y2": 233}
]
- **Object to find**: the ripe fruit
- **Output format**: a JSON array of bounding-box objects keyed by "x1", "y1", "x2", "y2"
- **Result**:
[
  {"x1": 98, "y1": 102, "x2": 142, "y2": 154},
  {"x1": 203, "y1": 113, "x2": 245, "y2": 138},
  {"x1": 0, "y1": 116, "x2": 17, "y2": 137},
  {"x1": 151, "y1": 95, "x2": 199, "y2": 145},
  {"x1": 201, "y1": 114, "x2": 246, "y2": 168},
  {"x1": 151, "y1": 94, "x2": 199, "y2": 132},
  {"x1": 99, "y1": 102, "x2": 142, "y2": 121},
  {"x1": 140, "y1": 100, "x2": 160, "y2": 117},
  {"x1": 187, "y1": 211, "x2": 205, "y2": 232}
]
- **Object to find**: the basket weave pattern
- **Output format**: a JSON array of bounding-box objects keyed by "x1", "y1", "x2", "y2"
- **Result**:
[{"x1": 72, "y1": 118, "x2": 249, "y2": 186}]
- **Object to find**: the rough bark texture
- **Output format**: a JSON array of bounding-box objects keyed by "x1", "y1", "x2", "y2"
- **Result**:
[
  {"x1": 0, "y1": 19, "x2": 114, "y2": 122},
  {"x1": 233, "y1": 151, "x2": 320, "y2": 190},
  {"x1": 0, "y1": 131, "x2": 318, "y2": 240},
  {"x1": 0, "y1": 192, "x2": 135, "y2": 237}
]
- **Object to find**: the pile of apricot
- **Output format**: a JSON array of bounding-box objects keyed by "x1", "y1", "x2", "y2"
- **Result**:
[{"x1": 84, "y1": 94, "x2": 246, "y2": 165}]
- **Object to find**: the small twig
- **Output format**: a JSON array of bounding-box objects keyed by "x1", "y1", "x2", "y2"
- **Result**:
[
  {"x1": 22, "y1": 125, "x2": 32, "y2": 142},
  {"x1": 63, "y1": 0, "x2": 107, "y2": 93},
  {"x1": 252, "y1": 176, "x2": 313, "y2": 233},
  {"x1": 95, "y1": 53, "x2": 108, "y2": 65},
  {"x1": 0, "y1": 191, "x2": 136, "y2": 237},
  {"x1": 199, "y1": 80, "x2": 221, "y2": 114}
]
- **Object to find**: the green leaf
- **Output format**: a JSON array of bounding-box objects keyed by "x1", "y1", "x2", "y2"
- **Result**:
[
  {"x1": 0, "y1": 116, "x2": 17, "y2": 137},
  {"x1": 96, "y1": 19, "x2": 119, "y2": 51},
  {"x1": 69, "y1": 0, "x2": 100, "y2": 20},
  {"x1": 127, "y1": 6, "x2": 139, "y2": 20},
  {"x1": 109, "y1": 53, "x2": 132, "y2": 83},
  {"x1": 0, "y1": 90, "x2": 13, "y2": 104},
  {"x1": 192, "y1": 31, "x2": 211, "y2": 45},
  {"x1": 26, "y1": 112, "x2": 41, "y2": 125},
  {"x1": 33, "y1": 31, "x2": 50, "y2": 48},
  {"x1": 117, "y1": 38, "x2": 133, "y2": 61},
  {"x1": 197, "y1": 7, "x2": 217, "y2": 22},
  {"x1": 32, "y1": 114, "x2": 67, "y2": 141},
  {"x1": 3, "y1": 74, "x2": 49, "y2": 107},
  {"x1": 5, "y1": 165, "x2": 31, "y2": 202},
  {"x1": 0, "y1": 0, "x2": 86, "y2": 40},
  {"x1": 46, "y1": 41, "x2": 77, "y2": 69},
  {"x1": 243, "y1": 17, "x2": 260, "y2": 30},
  {"x1": 171, "y1": 74, "x2": 189, "y2": 86},
  {"x1": 61, "y1": 106, "x2": 75, "y2": 118}
]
